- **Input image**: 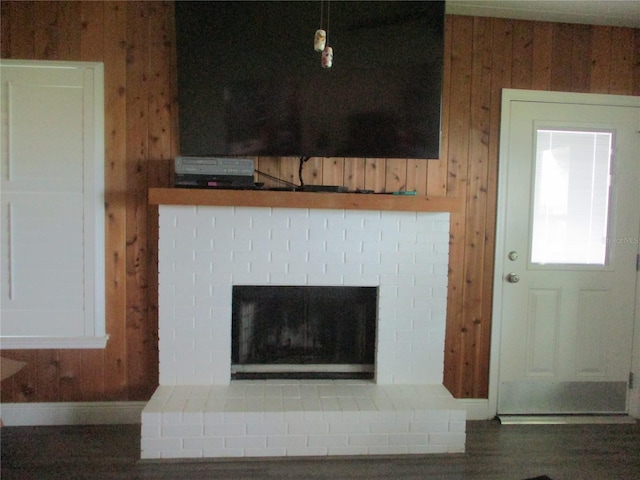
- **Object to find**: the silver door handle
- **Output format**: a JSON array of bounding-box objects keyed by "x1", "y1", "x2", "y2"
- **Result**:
[{"x1": 506, "y1": 273, "x2": 520, "y2": 283}]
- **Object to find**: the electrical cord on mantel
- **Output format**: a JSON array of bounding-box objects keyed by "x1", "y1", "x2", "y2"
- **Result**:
[
  {"x1": 298, "y1": 156, "x2": 311, "y2": 189},
  {"x1": 254, "y1": 156, "x2": 310, "y2": 190}
]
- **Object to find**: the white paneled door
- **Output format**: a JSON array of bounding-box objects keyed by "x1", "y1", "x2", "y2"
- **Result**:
[
  {"x1": 494, "y1": 90, "x2": 640, "y2": 414},
  {"x1": 0, "y1": 60, "x2": 106, "y2": 348}
]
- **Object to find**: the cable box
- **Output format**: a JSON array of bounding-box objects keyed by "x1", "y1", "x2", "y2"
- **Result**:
[{"x1": 174, "y1": 156, "x2": 254, "y2": 176}]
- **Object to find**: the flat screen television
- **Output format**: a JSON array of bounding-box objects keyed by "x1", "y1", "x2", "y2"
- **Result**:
[{"x1": 175, "y1": 1, "x2": 444, "y2": 159}]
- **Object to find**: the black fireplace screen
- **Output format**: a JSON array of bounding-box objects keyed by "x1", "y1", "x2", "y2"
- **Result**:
[{"x1": 231, "y1": 286, "x2": 377, "y2": 379}]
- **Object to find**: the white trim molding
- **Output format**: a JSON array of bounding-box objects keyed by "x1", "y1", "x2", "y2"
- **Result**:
[
  {"x1": 456, "y1": 398, "x2": 493, "y2": 421},
  {"x1": 0, "y1": 401, "x2": 145, "y2": 426},
  {"x1": 0, "y1": 335, "x2": 109, "y2": 350}
]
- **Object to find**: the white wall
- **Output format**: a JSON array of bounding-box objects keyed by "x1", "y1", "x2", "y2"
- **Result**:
[{"x1": 157, "y1": 206, "x2": 451, "y2": 386}]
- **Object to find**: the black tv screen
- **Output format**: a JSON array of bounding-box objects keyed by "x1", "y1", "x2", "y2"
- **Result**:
[{"x1": 175, "y1": 1, "x2": 444, "y2": 159}]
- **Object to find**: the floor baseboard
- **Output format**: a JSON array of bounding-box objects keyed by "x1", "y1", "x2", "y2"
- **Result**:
[
  {"x1": 498, "y1": 414, "x2": 637, "y2": 425},
  {"x1": 456, "y1": 398, "x2": 492, "y2": 420},
  {"x1": 0, "y1": 401, "x2": 146, "y2": 426},
  {"x1": 0, "y1": 398, "x2": 495, "y2": 427}
]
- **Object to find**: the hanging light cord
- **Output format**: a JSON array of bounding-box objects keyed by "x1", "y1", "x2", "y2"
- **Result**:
[
  {"x1": 319, "y1": 0, "x2": 330, "y2": 42},
  {"x1": 326, "y1": 0, "x2": 330, "y2": 44},
  {"x1": 298, "y1": 156, "x2": 311, "y2": 189}
]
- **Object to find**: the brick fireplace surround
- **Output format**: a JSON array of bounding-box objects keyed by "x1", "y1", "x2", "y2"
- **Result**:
[{"x1": 143, "y1": 189, "x2": 466, "y2": 459}]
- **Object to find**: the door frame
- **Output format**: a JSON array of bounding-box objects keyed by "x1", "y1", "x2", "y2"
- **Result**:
[{"x1": 488, "y1": 88, "x2": 640, "y2": 418}]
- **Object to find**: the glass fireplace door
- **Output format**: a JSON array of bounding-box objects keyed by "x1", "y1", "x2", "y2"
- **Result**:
[{"x1": 231, "y1": 286, "x2": 377, "y2": 379}]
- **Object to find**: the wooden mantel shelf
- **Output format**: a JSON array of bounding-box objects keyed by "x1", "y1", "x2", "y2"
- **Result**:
[{"x1": 149, "y1": 188, "x2": 463, "y2": 213}]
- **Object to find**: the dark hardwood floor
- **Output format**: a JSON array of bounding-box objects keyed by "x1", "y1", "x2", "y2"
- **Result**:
[{"x1": 1, "y1": 420, "x2": 639, "y2": 479}]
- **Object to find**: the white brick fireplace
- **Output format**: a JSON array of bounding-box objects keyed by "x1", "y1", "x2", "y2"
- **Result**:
[{"x1": 142, "y1": 197, "x2": 465, "y2": 459}]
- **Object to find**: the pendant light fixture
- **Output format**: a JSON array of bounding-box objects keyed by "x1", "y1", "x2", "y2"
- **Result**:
[{"x1": 314, "y1": 0, "x2": 333, "y2": 68}]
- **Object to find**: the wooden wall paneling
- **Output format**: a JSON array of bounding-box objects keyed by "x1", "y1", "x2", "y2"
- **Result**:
[
  {"x1": 364, "y1": 158, "x2": 386, "y2": 192},
  {"x1": 150, "y1": 2, "x2": 178, "y2": 398},
  {"x1": 59, "y1": 350, "x2": 83, "y2": 401},
  {"x1": 102, "y1": 1, "x2": 129, "y2": 400},
  {"x1": 309, "y1": 156, "x2": 325, "y2": 186},
  {"x1": 0, "y1": 379, "x2": 13, "y2": 402},
  {"x1": 531, "y1": 22, "x2": 553, "y2": 91},
  {"x1": 0, "y1": 372, "x2": 13, "y2": 402},
  {"x1": 80, "y1": 1, "x2": 105, "y2": 62},
  {"x1": 609, "y1": 28, "x2": 634, "y2": 95},
  {"x1": 406, "y1": 159, "x2": 428, "y2": 196},
  {"x1": 491, "y1": 18, "x2": 514, "y2": 95},
  {"x1": 77, "y1": 0, "x2": 107, "y2": 402},
  {"x1": 35, "y1": 350, "x2": 59, "y2": 402},
  {"x1": 141, "y1": 2, "x2": 178, "y2": 400},
  {"x1": 280, "y1": 156, "x2": 303, "y2": 187},
  {"x1": 137, "y1": 0, "x2": 175, "y2": 400},
  {"x1": 570, "y1": 24, "x2": 592, "y2": 92},
  {"x1": 125, "y1": 1, "x2": 151, "y2": 401},
  {"x1": 321, "y1": 157, "x2": 345, "y2": 187},
  {"x1": 6, "y1": 1, "x2": 35, "y2": 59},
  {"x1": 33, "y1": 1, "x2": 60, "y2": 59},
  {"x1": 589, "y1": 26, "x2": 612, "y2": 94},
  {"x1": 0, "y1": 350, "x2": 36, "y2": 401},
  {"x1": 443, "y1": 15, "x2": 473, "y2": 396},
  {"x1": 511, "y1": 20, "x2": 533, "y2": 89},
  {"x1": 255, "y1": 156, "x2": 281, "y2": 188},
  {"x1": 2, "y1": 3, "x2": 639, "y2": 404},
  {"x1": 0, "y1": 1, "x2": 10, "y2": 58},
  {"x1": 343, "y1": 157, "x2": 366, "y2": 191},
  {"x1": 20, "y1": 350, "x2": 37, "y2": 401},
  {"x1": 0, "y1": 362, "x2": 16, "y2": 402},
  {"x1": 444, "y1": 233, "x2": 467, "y2": 395},
  {"x1": 480, "y1": 17, "x2": 515, "y2": 400},
  {"x1": 19, "y1": 351, "x2": 38, "y2": 401},
  {"x1": 75, "y1": 350, "x2": 104, "y2": 402},
  {"x1": 459, "y1": 16, "x2": 493, "y2": 398},
  {"x1": 444, "y1": 16, "x2": 474, "y2": 198},
  {"x1": 426, "y1": 16, "x2": 453, "y2": 198},
  {"x1": 58, "y1": 1, "x2": 81, "y2": 61},
  {"x1": 550, "y1": 23, "x2": 574, "y2": 91},
  {"x1": 384, "y1": 158, "x2": 408, "y2": 193},
  {"x1": 168, "y1": 1, "x2": 180, "y2": 167},
  {"x1": 425, "y1": 156, "x2": 447, "y2": 196}
]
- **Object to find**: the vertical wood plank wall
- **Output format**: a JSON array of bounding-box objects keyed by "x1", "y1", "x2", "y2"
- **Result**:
[{"x1": 1, "y1": 1, "x2": 638, "y2": 401}]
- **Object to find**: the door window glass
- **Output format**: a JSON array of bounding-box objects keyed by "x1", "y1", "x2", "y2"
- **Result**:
[{"x1": 531, "y1": 129, "x2": 612, "y2": 265}]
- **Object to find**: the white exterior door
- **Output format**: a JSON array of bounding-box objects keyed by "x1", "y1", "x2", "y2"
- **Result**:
[{"x1": 494, "y1": 89, "x2": 640, "y2": 415}]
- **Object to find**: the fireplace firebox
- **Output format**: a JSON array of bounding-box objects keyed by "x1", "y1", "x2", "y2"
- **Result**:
[{"x1": 231, "y1": 286, "x2": 377, "y2": 379}]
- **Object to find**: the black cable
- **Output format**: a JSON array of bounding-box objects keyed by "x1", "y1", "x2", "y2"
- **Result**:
[
  {"x1": 298, "y1": 156, "x2": 311, "y2": 189},
  {"x1": 254, "y1": 168, "x2": 299, "y2": 189}
]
